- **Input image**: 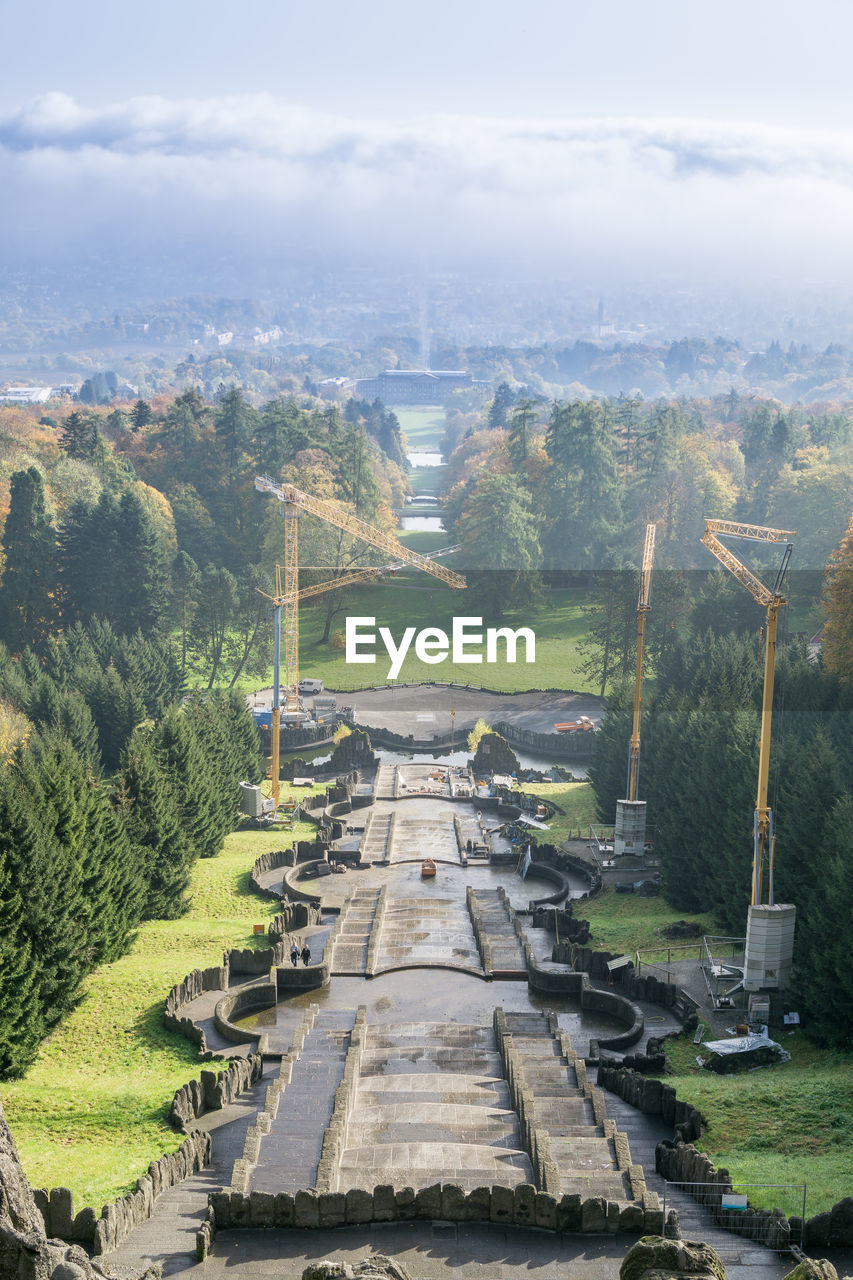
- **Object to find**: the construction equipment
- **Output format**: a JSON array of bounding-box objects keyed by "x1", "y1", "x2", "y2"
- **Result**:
[
  {"x1": 701, "y1": 518, "x2": 795, "y2": 908},
  {"x1": 613, "y1": 523, "x2": 656, "y2": 857},
  {"x1": 628, "y1": 522, "x2": 656, "y2": 803},
  {"x1": 255, "y1": 476, "x2": 466, "y2": 807},
  {"x1": 554, "y1": 716, "x2": 595, "y2": 733}
]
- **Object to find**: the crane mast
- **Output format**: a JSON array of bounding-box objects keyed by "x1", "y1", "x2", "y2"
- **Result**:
[
  {"x1": 701, "y1": 519, "x2": 795, "y2": 906},
  {"x1": 255, "y1": 476, "x2": 466, "y2": 807},
  {"x1": 627, "y1": 523, "x2": 656, "y2": 802}
]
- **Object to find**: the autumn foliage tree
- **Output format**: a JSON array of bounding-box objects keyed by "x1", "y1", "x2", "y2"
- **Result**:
[{"x1": 822, "y1": 511, "x2": 853, "y2": 682}]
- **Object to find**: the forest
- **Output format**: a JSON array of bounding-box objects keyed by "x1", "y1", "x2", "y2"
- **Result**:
[{"x1": 0, "y1": 375, "x2": 851, "y2": 1068}]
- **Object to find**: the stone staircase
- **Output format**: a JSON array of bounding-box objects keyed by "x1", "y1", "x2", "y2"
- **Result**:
[
  {"x1": 334, "y1": 1021, "x2": 534, "y2": 1192},
  {"x1": 468, "y1": 887, "x2": 527, "y2": 977},
  {"x1": 232, "y1": 1008, "x2": 355, "y2": 1196},
  {"x1": 388, "y1": 812, "x2": 461, "y2": 864},
  {"x1": 372, "y1": 896, "x2": 483, "y2": 974},
  {"x1": 327, "y1": 888, "x2": 382, "y2": 975},
  {"x1": 495, "y1": 1010, "x2": 643, "y2": 1207},
  {"x1": 374, "y1": 764, "x2": 397, "y2": 799},
  {"x1": 360, "y1": 810, "x2": 393, "y2": 863}
]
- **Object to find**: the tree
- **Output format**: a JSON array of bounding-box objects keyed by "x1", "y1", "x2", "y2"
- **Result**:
[
  {"x1": 578, "y1": 569, "x2": 638, "y2": 697},
  {"x1": 59, "y1": 411, "x2": 97, "y2": 460},
  {"x1": 189, "y1": 565, "x2": 238, "y2": 687},
  {"x1": 0, "y1": 467, "x2": 58, "y2": 653},
  {"x1": 822, "y1": 511, "x2": 853, "y2": 682},
  {"x1": 453, "y1": 472, "x2": 543, "y2": 616},
  {"x1": 119, "y1": 725, "x2": 193, "y2": 919},
  {"x1": 543, "y1": 401, "x2": 622, "y2": 571}
]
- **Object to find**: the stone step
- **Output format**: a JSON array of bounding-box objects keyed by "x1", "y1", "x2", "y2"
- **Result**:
[
  {"x1": 338, "y1": 1142, "x2": 533, "y2": 1172},
  {"x1": 359, "y1": 1051, "x2": 503, "y2": 1075},
  {"x1": 548, "y1": 1137, "x2": 617, "y2": 1169},
  {"x1": 366, "y1": 1026, "x2": 494, "y2": 1047},
  {"x1": 346, "y1": 1118, "x2": 523, "y2": 1147},
  {"x1": 355, "y1": 1079, "x2": 512, "y2": 1108},
  {"x1": 558, "y1": 1170, "x2": 632, "y2": 1198}
]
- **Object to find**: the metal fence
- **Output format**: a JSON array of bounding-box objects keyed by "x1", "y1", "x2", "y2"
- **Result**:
[{"x1": 661, "y1": 1181, "x2": 806, "y2": 1258}]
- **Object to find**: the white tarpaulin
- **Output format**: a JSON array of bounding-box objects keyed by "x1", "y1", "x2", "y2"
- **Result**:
[{"x1": 702, "y1": 1034, "x2": 781, "y2": 1055}]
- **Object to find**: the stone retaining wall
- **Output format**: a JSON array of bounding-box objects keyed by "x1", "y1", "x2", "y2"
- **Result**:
[
  {"x1": 215, "y1": 982, "x2": 278, "y2": 1043},
  {"x1": 164, "y1": 963, "x2": 228, "y2": 1054},
  {"x1": 523, "y1": 947, "x2": 644, "y2": 1052},
  {"x1": 656, "y1": 1139, "x2": 793, "y2": 1251},
  {"x1": 34, "y1": 1130, "x2": 211, "y2": 1254},
  {"x1": 249, "y1": 847, "x2": 296, "y2": 896},
  {"x1": 315, "y1": 1007, "x2": 366, "y2": 1193},
  {"x1": 168, "y1": 1054, "x2": 264, "y2": 1131},
  {"x1": 597, "y1": 1065, "x2": 703, "y2": 1144},
  {"x1": 207, "y1": 1180, "x2": 663, "y2": 1240}
]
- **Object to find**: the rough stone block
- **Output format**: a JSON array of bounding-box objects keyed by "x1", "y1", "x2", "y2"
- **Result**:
[
  {"x1": 249, "y1": 1191, "x2": 275, "y2": 1227},
  {"x1": 318, "y1": 1193, "x2": 347, "y2": 1228},
  {"x1": 71, "y1": 1206, "x2": 97, "y2": 1242},
  {"x1": 49, "y1": 1187, "x2": 74, "y2": 1238},
  {"x1": 272, "y1": 1192, "x2": 294, "y2": 1227},
  {"x1": 209, "y1": 1192, "x2": 230, "y2": 1228},
  {"x1": 607, "y1": 1200, "x2": 621, "y2": 1232},
  {"x1": 413, "y1": 1183, "x2": 442, "y2": 1221},
  {"x1": 373, "y1": 1184, "x2": 397, "y2": 1223},
  {"x1": 294, "y1": 1190, "x2": 319, "y2": 1229},
  {"x1": 440, "y1": 1184, "x2": 465, "y2": 1220},
  {"x1": 490, "y1": 1185, "x2": 514, "y2": 1224},
  {"x1": 618, "y1": 1203, "x2": 644, "y2": 1233},
  {"x1": 513, "y1": 1183, "x2": 536, "y2": 1226},
  {"x1": 581, "y1": 1196, "x2": 607, "y2": 1232},
  {"x1": 556, "y1": 1193, "x2": 581, "y2": 1232},
  {"x1": 534, "y1": 1192, "x2": 557, "y2": 1231},
  {"x1": 464, "y1": 1186, "x2": 491, "y2": 1223},
  {"x1": 345, "y1": 1188, "x2": 374, "y2": 1225},
  {"x1": 395, "y1": 1187, "x2": 416, "y2": 1220},
  {"x1": 620, "y1": 1235, "x2": 727, "y2": 1280},
  {"x1": 230, "y1": 1192, "x2": 251, "y2": 1228},
  {"x1": 829, "y1": 1196, "x2": 853, "y2": 1246}
]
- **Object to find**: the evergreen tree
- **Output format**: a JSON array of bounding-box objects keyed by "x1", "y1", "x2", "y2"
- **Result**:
[
  {"x1": 59, "y1": 411, "x2": 97, "y2": 460},
  {"x1": 0, "y1": 467, "x2": 58, "y2": 653},
  {"x1": 0, "y1": 778, "x2": 40, "y2": 1077},
  {"x1": 119, "y1": 725, "x2": 194, "y2": 919},
  {"x1": 114, "y1": 489, "x2": 169, "y2": 635}
]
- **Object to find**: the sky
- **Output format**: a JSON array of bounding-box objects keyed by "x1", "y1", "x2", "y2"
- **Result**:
[{"x1": 3, "y1": 0, "x2": 853, "y2": 294}]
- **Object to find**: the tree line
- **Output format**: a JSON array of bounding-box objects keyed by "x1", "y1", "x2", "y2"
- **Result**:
[
  {"x1": 589, "y1": 617, "x2": 853, "y2": 1047},
  {"x1": 0, "y1": 619, "x2": 263, "y2": 1079}
]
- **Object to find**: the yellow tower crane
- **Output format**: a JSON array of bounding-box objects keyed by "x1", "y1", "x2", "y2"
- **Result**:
[
  {"x1": 255, "y1": 476, "x2": 466, "y2": 807},
  {"x1": 627, "y1": 522, "x2": 657, "y2": 803},
  {"x1": 701, "y1": 519, "x2": 795, "y2": 907}
]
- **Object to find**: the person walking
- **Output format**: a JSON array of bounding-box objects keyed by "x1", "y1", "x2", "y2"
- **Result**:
[
  {"x1": 300, "y1": 943, "x2": 311, "y2": 967},
  {"x1": 290, "y1": 941, "x2": 299, "y2": 967}
]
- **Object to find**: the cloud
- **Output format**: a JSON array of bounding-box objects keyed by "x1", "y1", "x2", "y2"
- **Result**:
[{"x1": 2, "y1": 92, "x2": 852, "y2": 281}]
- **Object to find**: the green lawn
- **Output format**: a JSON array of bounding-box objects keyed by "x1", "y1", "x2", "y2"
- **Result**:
[
  {"x1": 394, "y1": 407, "x2": 446, "y2": 449},
  {"x1": 517, "y1": 781, "x2": 599, "y2": 843},
  {"x1": 285, "y1": 586, "x2": 597, "y2": 693},
  {"x1": 407, "y1": 464, "x2": 445, "y2": 497},
  {"x1": 0, "y1": 807, "x2": 326, "y2": 1210},
  {"x1": 663, "y1": 1034, "x2": 853, "y2": 1218},
  {"x1": 579, "y1": 887, "x2": 718, "y2": 955}
]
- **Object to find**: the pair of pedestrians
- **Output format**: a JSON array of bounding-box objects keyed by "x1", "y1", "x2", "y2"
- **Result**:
[{"x1": 289, "y1": 940, "x2": 311, "y2": 967}]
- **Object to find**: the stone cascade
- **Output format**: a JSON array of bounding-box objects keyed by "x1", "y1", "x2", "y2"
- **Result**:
[
  {"x1": 360, "y1": 810, "x2": 394, "y2": 863},
  {"x1": 454, "y1": 810, "x2": 488, "y2": 857},
  {"x1": 335, "y1": 1021, "x2": 534, "y2": 1193},
  {"x1": 389, "y1": 811, "x2": 462, "y2": 864},
  {"x1": 373, "y1": 764, "x2": 397, "y2": 800},
  {"x1": 327, "y1": 887, "x2": 383, "y2": 975},
  {"x1": 495, "y1": 1010, "x2": 643, "y2": 1209},
  {"x1": 371, "y1": 896, "x2": 483, "y2": 974},
  {"x1": 468, "y1": 887, "x2": 528, "y2": 977},
  {"x1": 236, "y1": 1010, "x2": 356, "y2": 1196}
]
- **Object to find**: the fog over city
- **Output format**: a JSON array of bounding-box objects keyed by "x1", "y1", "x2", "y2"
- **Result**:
[
  {"x1": 2, "y1": 0, "x2": 853, "y2": 311},
  {"x1": 2, "y1": 92, "x2": 853, "y2": 289}
]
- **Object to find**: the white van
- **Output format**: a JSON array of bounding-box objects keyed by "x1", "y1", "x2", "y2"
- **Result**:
[{"x1": 298, "y1": 678, "x2": 324, "y2": 695}]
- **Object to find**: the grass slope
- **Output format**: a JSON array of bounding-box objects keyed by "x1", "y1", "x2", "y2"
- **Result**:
[
  {"x1": 0, "y1": 806, "x2": 325, "y2": 1209},
  {"x1": 578, "y1": 888, "x2": 852, "y2": 1215},
  {"x1": 394, "y1": 407, "x2": 446, "y2": 449},
  {"x1": 282, "y1": 586, "x2": 597, "y2": 694}
]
